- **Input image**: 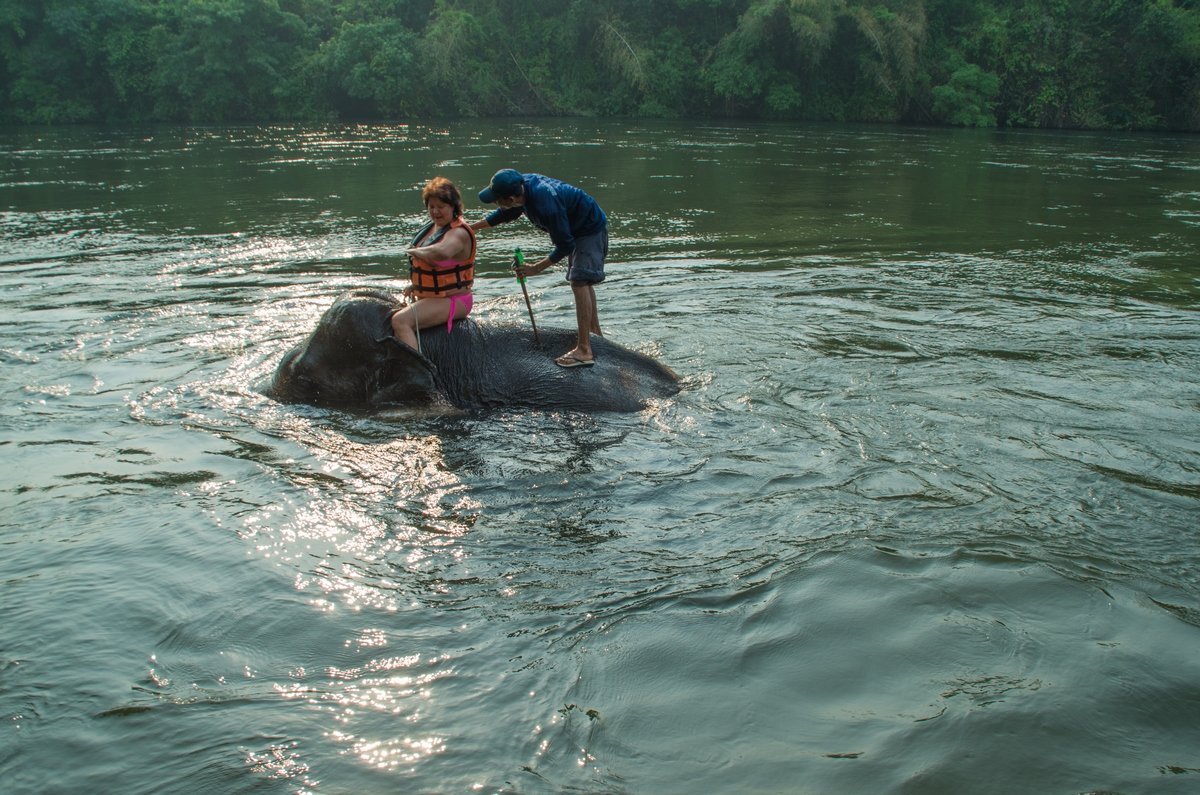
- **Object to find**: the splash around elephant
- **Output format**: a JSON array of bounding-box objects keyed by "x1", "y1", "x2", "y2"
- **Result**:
[{"x1": 269, "y1": 289, "x2": 680, "y2": 413}]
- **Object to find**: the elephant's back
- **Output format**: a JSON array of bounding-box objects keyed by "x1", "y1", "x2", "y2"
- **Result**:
[{"x1": 424, "y1": 320, "x2": 679, "y2": 411}]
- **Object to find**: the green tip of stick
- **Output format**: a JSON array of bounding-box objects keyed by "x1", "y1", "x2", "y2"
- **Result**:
[{"x1": 513, "y1": 247, "x2": 527, "y2": 283}]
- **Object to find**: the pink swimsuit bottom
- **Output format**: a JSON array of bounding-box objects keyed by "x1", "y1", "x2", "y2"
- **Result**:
[{"x1": 444, "y1": 292, "x2": 473, "y2": 333}]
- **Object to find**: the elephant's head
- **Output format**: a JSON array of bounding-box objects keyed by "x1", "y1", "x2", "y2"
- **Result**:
[{"x1": 269, "y1": 289, "x2": 440, "y2": 408}]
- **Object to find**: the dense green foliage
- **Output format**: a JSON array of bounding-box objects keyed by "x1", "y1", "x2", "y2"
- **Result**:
[{"x1": 2, "y1": 0, "x2": 1198, "y2": 130}]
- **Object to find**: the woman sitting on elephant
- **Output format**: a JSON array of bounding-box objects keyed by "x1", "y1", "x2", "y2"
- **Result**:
[{"x1": 390, "y1": 176, "x2": 476, "y2": 350}]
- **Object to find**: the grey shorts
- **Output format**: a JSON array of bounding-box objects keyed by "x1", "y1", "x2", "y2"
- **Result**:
[{"x1": 565, "y1": 229, "x2": 608, "y2": 285}]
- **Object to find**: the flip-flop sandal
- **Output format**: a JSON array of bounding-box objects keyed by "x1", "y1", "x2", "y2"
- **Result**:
[{"x1": 556, "y1": 355, "x2": 594, "y2": 368}]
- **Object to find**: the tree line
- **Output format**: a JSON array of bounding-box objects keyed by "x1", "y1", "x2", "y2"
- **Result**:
[{"x1": 2, "y1": 0, "x2": 1198, "y2": 131}]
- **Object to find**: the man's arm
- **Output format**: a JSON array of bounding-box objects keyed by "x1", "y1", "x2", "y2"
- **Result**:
[
  {"x1": 543, "y1": 207, "x2": 576, "y2": 264},
  {"x1": 473, "y1": 206, "x2": 524, "y2": 232}
]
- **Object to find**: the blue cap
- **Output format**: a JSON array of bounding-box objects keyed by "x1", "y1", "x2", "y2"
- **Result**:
[{"x1": 479, "y1": 169, "x2": 523, "y2": 203}]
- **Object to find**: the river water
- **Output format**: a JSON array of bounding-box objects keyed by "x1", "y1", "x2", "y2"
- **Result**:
[{"x1": 2, "y1": 121, "x2": 1198, "y2": 794}]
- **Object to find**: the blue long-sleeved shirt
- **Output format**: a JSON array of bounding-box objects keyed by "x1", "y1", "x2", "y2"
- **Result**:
[{"x1": 483, "y1": 173, "x2": 607, "y2": 263}]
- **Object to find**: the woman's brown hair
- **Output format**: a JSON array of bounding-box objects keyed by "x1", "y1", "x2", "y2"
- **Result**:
[{"x1": 422, "y1": 176, "x2": 464, "y2": 217}]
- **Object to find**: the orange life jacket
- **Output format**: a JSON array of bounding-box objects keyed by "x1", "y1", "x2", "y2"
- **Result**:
[{"x1": 409, "y1": 216, "x2": 476, "y2": 299}]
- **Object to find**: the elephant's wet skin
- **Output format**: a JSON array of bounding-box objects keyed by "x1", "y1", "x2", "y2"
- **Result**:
[{"x1": 269, "y1": 289, "x2": 680, "y2": 413}]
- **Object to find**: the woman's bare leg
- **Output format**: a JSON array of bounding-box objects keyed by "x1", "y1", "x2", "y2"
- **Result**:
[{"x1": 390, "y1": 298, "x2": 455, "y2": 349}]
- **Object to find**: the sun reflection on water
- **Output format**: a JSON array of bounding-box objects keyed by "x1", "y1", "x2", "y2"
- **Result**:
[
  {"x1": 244, "y1": 740, "x2": 314, "y2": 786},
  {"x1": 329, "y1": 731, "x2": 449, "y2": 772},
  {"x1": 234, "y1": 406, "x2": 484, "y2": 778},
  {"x1": 273, "y1": 650, "x2": 456, "y2": 773}
]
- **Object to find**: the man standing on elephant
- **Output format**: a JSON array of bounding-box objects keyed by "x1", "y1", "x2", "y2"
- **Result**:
[{"x1": 472, "y1": 169, "x2": 607, "y2": 368}]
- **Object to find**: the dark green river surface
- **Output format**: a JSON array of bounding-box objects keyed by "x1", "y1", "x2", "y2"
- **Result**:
[{"x1": 2, "y1": 120, "x2": 1199, "y2": 794}]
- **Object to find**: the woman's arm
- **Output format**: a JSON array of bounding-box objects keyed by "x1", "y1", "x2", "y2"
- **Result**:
[{"x1": 407, "y1": 226, "x2": 471, "y2": 263}]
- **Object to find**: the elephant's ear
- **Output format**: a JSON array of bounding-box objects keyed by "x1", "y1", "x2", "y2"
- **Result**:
[{"x1": 371, "y1": 335, "x2": 442, "y2": 406}]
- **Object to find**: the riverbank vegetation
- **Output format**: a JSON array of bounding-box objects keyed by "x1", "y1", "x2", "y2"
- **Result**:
[{"x1": 3, "y1": 0, "x2": 1198, "y2": 130}]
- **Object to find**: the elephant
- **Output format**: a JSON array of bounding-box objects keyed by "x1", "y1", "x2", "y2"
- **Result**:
[{"x1": 269, "y1": 289, "x2": 680, "y2": 413}]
